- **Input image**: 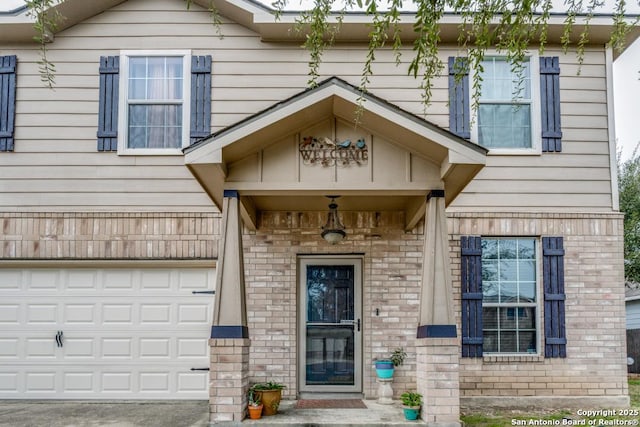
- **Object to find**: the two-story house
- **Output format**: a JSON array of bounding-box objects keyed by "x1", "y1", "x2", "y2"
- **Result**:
[{"x1": 0, "y1": 0, "x2": 636, "y2": 424}]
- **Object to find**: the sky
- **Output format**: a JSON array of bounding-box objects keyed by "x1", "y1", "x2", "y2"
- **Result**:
[{"x1": 1, "y1": 0, "x2": 638, "y2": 160}]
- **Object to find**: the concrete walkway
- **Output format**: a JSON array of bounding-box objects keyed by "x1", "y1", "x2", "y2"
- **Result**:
[
  {"x1": 243, "y1": 400, "x2": 426, "y2": 426},
  {"x1": 0, "y1": 400, "x2": 425, "y2": 427},
  {"x1": 0, "y1": 400, "x2": 209, "y2": 427}
]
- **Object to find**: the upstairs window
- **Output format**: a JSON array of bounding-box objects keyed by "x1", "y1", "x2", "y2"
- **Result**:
[
  {"x1": 472, "y1": 56, "x2": 541, "y2": 152},
  {"x1": 118, "y1": 51, "x2": 191, "y2": 154},
  {"x1": 450, "y1": 55, "x2": 560, "y2": 153}
]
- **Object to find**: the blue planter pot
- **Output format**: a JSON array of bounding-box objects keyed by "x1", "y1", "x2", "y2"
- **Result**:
[
  {"x1": 374, "y1": 360, "x2": 394, "y2": 379},
  {"x1": 403, "y1": 407, "x2": 420, "y2": 420}
]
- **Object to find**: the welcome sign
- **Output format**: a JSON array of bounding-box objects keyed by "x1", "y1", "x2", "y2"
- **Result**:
[{"x1": 299, "y1": 136, "x2": 368, "y2": 167}]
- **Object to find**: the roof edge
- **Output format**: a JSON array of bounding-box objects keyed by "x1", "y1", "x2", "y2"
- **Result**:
[
  {"x1": 0, "y1": 5, "x2": 28, "y2": 16},
  {"x1": 185, "y1": 75, "x2": 488, "y2": 158}
]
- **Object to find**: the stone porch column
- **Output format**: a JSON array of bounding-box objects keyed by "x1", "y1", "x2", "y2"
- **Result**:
[
  {"x1": 417, "y1": 191, "x2": 461, "y2": 427},
  {"x1": 209, "y1": 190, "x2": 250, "y2": 423}
]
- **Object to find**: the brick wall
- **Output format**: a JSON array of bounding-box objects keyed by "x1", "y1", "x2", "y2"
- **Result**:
[
  {"x1": 247, "y1": 210, "x2": 627, "y2": 402},
  {"x1": 450, "y1": 212, "x2": 628, "y2": 401},
  {"x1": 0, "y1": 212, "x2": 219, "y2": 259},
  {"x1": 245, "y1": 211, "x2": 422, "y2": 398},
  {"x1": 1, "y1": 210, "x2": 627, "y2": 403}
]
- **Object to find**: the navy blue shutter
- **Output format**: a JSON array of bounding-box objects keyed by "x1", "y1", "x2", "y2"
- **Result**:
[
  {"x1": 448, "y1": 57, "x2": 470, "y2": 139},
  {"x1": 190, "y1": 55, "x2": 211, "y2": 144},
  {"x1": 461, "y1": 236, "x2": 483, "y2": 357},
  {"x1": 540, "y1": 57, "x2": 562, "y2": 152},
  {"x1": 97, "y1": 56, "x2": 119, "y2": 152},
  {"x1": 542, "y1": 236, "x2": 567, "y2": 358},
  {"x1": 0, "y1": 55, "x2": 17, "y2": 152}
]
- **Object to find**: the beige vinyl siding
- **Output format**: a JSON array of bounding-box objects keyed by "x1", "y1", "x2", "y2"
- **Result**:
[
  {"x1": 0, "y1": 0, "x2": 614, "y2": 212},
  {"x1": 450, "y1": 48, "x2": 613, "y2": 212}
]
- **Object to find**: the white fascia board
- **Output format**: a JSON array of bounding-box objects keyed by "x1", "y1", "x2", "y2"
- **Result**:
[{"x1": 185, "y1": 145, "x2": 223, "y2": 166}]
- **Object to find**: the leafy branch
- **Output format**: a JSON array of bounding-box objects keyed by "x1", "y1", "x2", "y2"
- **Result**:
[
  {"x1": 26, "y1": 0, "x2": 636, "y2": 111},
  {"x1": 25, "y1": 0, "x2": 62, "y2": 88}
]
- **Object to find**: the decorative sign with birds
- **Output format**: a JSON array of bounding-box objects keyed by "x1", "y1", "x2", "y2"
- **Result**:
[{"x1": 299, "y1": 136, "x2": 368, "y2": 167}]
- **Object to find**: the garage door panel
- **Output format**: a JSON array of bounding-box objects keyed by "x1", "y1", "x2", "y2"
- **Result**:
[
  {"x1": 177, "y1": 338, "x2": 208, "y2": 357},
  {"x1": 101, "y1": 338, "x2": 133, "y2": 358},
  {"x1": 140, "y1": 304, "x2": 172, "y2": 324},
  {"x1": 101, "y1": 371, "x2": 132, "y2": 392},
  {"x1": 64, "y1": 337, "x2": 96, "y2": 358},
  {"x1": 179, "y1": 270, "x2": 212, "y2": 290},
  {"x1": 27, "y1": 270, "x2": 60, "y2": 290},
  {"x1": 140, "y1": 338, "x2": 171, "y2": 358},
  {"x1": 0, "y1": 338, "x2": 19, "y2": 358},
  {"x1": 26, "y1": 338, "x2": 57, "y2": 358},
  {"x1": 178, "y1": 304, "x2": 210, "y2": 324},
  {"x1": 178, "y1": 372, "x2": 208, "y2": 392},
  {"x1": 65, "y1": 304, "x2": 96, "y2": 324},
  {"x1": 0, "y1": 373, "x2": 18, "y2": 392},
  {"x1": 102, "y1": 303, "x2": 134, "y2": 324},
  {"x1": 0, "y1": 270, "x2": 21, "y2": 290},
  {"x1": 102, "y1": 270, "x2": 137, "y2": 290},
  {"x1": 27, "y1": 304, "x2": 58, "y2": 324},
  {"x1": 66, "y1": 270, "x2": 98, "y2": 290},
  {"x1": 25, "y1": 372, "x2": 57, "y2": 392},
  {"x1": 63, "y1": 372, "x2": 94, "y2": 392},
  {"x1": 140, "y1": 270, "x2": 173, "y2": 290},
  {"x1": 0, "y1": 304, "x2": 19, "y2": 324},
  {"x1": 140, "y1": 372, "x2": 170, "y2": 392}
]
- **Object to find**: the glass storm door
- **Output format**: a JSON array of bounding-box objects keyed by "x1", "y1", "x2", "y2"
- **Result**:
[{"x1": 298, "y1": 258, "x2": 362, "y2": 393}]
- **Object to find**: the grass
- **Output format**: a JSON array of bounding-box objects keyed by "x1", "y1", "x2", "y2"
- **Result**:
[
  {"x1": 629, "y1": 378, "x2": 640, "y2": 407},
  {"x1": 460, "y1": 378, "x2": 640, "y2": 427}
]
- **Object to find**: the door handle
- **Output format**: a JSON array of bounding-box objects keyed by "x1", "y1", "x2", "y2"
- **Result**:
[
  {"x1": 55, "y1": 331, "x2": 64, "y2": 348},
  {"x1": 357, "y1": 319, "x2": 360, "y2": 332}
]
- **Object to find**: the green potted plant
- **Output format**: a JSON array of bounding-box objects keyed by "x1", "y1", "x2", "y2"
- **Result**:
[
  {"x1": 400, "y1": 390, "x2": 422, "y2": 420},
  {"x1": 247, "y1": 389, "x2": 263, "y2": 420},
  {"x1": 250, "y1": 381, "x2": 285, "y2": 416},
  {"x1": 374, "y1": 347, "x2": 406, "y2": 379}
]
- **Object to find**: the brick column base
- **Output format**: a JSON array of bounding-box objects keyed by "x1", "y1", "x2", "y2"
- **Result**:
[
  {"x1": 209, "y1": 338, "x2": 250, "y2": 424},
  {"x1": 416, "y1": 338, "x2": 461, "y2": 427}
]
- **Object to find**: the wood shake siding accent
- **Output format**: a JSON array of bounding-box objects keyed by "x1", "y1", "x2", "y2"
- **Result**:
[{"x1": 0, "y1": 0, "x2": 614, "y2": 212}]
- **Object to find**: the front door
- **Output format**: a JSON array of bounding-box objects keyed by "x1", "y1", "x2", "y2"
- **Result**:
[{"x1": 298, "y1": 257, "x2": 362, "y2": 393}]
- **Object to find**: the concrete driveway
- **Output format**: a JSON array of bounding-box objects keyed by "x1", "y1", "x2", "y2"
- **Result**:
[{"x1": 0, "y1": 401, "x2": 209, "y2": 427}]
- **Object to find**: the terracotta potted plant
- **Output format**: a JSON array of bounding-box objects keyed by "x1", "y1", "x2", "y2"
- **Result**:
[
  {"x1": 250, "y1": 381, "x2": 285, "y2": 416},
  {"x1": 247, "y1": 389, "x2": 263, "y2": 420},
  {"x1": 400, "y1": 391, "x2": 422, "y2": 420},
  {"x1": 374, "y1": 347, "x2": 406, "y2": 379}
]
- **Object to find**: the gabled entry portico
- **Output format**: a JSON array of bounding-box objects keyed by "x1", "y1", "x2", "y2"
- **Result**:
[{"x1": 184, "y1": 77, "x2": 487, "y2": 424}]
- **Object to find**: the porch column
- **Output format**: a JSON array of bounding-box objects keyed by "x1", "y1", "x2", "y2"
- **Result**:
[
  {"x1": 416, "y1": 190, "x2": 460, "y2": 427},
  {"x1": 209, "y1": 190, "x2": 250, "y2": 423}
]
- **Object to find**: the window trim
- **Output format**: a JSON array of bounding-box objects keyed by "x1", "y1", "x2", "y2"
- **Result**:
[
  {"x1": 117, "y1": 50, "x2": 191, "y2": 155},
  {"x1": 480, "y1": 237, "x2": 542, "y2": 356},
  {"x1": 470, "y1": 53, "x2": 542, "y2": 155}
]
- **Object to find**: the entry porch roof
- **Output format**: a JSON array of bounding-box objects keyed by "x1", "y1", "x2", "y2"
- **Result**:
[{"x1": 184, "y1": 77, "x2": 487, "y2": 230}]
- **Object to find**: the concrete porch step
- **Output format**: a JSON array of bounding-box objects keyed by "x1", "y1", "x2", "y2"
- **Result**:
[{"x1": 239, "y1": 400, "x2": 427, "y2": 426}]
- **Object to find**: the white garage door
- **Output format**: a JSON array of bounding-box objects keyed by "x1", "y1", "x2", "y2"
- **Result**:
[{"x1": 0, "y1": 267, "x2": 215, "y2": 399}]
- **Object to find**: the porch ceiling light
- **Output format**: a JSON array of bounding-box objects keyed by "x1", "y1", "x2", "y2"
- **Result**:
[{"x1": 321, "y1": 196, "x2": 346, "y2": 244}]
